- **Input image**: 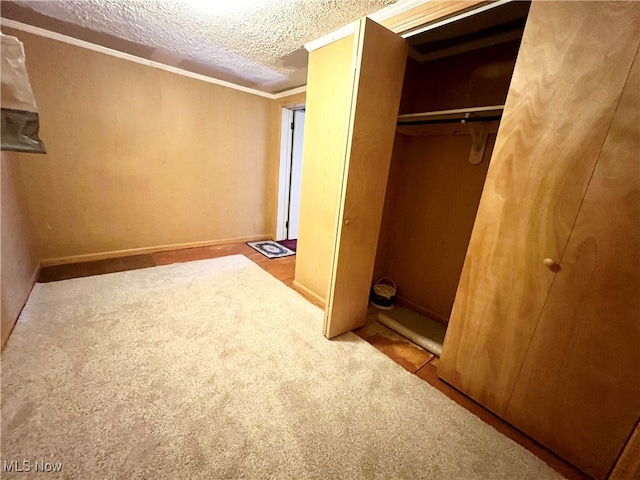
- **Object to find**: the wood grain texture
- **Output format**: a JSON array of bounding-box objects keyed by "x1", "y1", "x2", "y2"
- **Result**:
[
  {"x1": 1, "y1": 152, "x2": 41, "y2": 350},
  {"x1": 324, "y1": 18, "x2": 408, "y2": 338},
  {"x1": 375, "y1": 133, "x2": 495, "y2": 323},
  {"x1": 291, "y1": 281, "x2": 326, "y2": 309},
  {"x1": 381, "y1": 1, "x2": 489, "y2": 35},
  {"x1": 609, "y1": 421, "x2": 640, "y2": 480},
  {"x1": 154, "y1": 242, "x2": 298, "y2": 289},
  {"x1": 354, "y1": 308, "x2": 434, "y2": 373},
  {"x1": 293, "y1": 34, "x2": 357, "y2": 302},
  {"x1": 439, "y1": 1, "x2": 640, "y2": 414},
  {"x1": 399, "y1": 41, "x2": 520, "y2": 115},
  {"x1": 38, "y1": 255, "x2": 156, "y2": 282},
  {"x1": 503, "y1": 48, "x2": 640, "y2": 480},
  {"x1": 39, "y1": 235, "x2": 268, "y2": 266},
  {"x1": 20, "y1": 233, "x2": 592, "y2": 480},
  {"x1": 415, "y1": 362, "x2": 591, "y2": 480},
  {"x1": 396, "y1": 120, "x2": 499, "y2": 138},
  {"x1": 371, "y1": 134, "x2": 406, "y2": 284},
  {"x1": 35, "y1": 241, "x2": 298, "y2": 288}
]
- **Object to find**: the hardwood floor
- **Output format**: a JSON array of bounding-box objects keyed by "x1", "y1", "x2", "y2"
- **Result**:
[
  {"x1": 37, "y1": 241, "x2": 590, "y2": 480},
  {"x1": 38, "y1": 255, "x2": 156, "y2": 282},
  {"x1": 355, "y1": 319, "x2": 591, "y2": 480},
  {"x1": 38, "y1": 242, "x2": 295, "y2": 287},
  {"x1": 152, "y1": 242, "x2": 296, "y2": 289},
  {"x1": 355, "y1": 308, "x2": 434, "y2": 373}
]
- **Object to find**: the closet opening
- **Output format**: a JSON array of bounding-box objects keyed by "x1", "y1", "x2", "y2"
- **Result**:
[{"x1": 369, "y1": 1, "x2": 531, "y2": 357}]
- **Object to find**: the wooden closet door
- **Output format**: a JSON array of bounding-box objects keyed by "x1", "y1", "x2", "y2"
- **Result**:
[
  {"x1": 323, "y1": 18, "x2": 407, "y2": 338},
  {"x1": 503, "y1": 50, "x2": 640, "y2": 480},
  {"x1": 294, "y1": 34, "x2": 357, "y2": 304},
  {"x1": 439, "y1": 1, "x2": 640, "y2": 413}
]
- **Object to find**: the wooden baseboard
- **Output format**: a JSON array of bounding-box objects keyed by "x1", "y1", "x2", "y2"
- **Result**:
[
  {"x1": 40, "y1": 235, "x2": 270, "y2": 267},
  {"x1": 2, "y1": 262, "x2": 41, "y2": 350},
  {"x1": 292, "y1": 280, "x2": 326, "y2": 309}
]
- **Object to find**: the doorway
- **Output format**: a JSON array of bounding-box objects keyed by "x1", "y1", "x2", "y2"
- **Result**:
[{"x1": 276, "y1": 106, "x2": 305, "y2": 242}]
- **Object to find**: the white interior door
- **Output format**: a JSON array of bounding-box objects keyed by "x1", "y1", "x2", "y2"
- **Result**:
[{"x1": 287, "y1": 109, "x2": 305, "y2": 239}]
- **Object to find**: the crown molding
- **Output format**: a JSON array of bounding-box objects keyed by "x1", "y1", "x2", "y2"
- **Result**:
[
  {"x1": 272, "y1": 85, "x2": 307, "y2": 99},
  {"x1": 369, "y1": 0, "x2": 434, "y2": 24},
  {"x1": 2, "y1": 1, "x2": 514, "y2": 98},
  {"x1": 0, "y1": 18, "x2": 307, "y2": 100},
  {"x1": 304, "y1": 22, "x2": 357, "y2": 53},
  {"x1": 305, "y1": 0, "x2": 513, "y2": 52},
  {"x1": 305, "y1": 0, "x2": 429, "y2": 52},
  {"x1": 403, "y1": 0, "x2": 512, "y2": 38}
]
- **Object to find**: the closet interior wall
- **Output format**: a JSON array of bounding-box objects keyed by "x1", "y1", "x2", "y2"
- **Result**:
[{"x1": 373, "y1": 41, "x2": 522, "y2": 324}]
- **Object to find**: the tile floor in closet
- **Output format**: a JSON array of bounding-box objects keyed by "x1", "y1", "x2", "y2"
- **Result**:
[{"x1": 37, "y1": 241, "x2": 589, "y2": 480}]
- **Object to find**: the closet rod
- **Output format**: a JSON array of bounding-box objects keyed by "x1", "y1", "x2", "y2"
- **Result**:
[
  {"x1": 398, "y1": 105, "x2": 504, "y2": 119},
  {"x1": 397, "y1": 115, "x2": 501, "y2": 126},
  {"x1": 397, "y1": 104, "x2": 504, "y2": 126}
]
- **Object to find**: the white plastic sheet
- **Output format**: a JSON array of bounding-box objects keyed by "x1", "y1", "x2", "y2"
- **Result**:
[{"x1": 1, "y1": 33, "x2": 46, "y2": 153}]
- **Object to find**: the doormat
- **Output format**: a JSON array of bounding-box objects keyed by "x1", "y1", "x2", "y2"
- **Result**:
[
  {"x1": 277, "y1": 239, "x2": 297, "y2": 252},
  {"x1": 247, "y1": 240, "x2": 295, "y2": 259}
]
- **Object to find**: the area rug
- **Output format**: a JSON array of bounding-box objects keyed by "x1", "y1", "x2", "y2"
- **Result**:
[
  {"x1": 246, "y1": 240, "x2": 295, "y2": 258},
  {"x1": 1, "y1": 255, "x2": 563, "y2": 479},
  {"x1": 277, "y1": 239, "x2": 297, "y2": 252}
]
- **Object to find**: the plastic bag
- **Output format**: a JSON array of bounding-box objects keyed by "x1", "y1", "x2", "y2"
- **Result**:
[{"x1": 1, "y1": 33, "x2": 46, "y2": 153}]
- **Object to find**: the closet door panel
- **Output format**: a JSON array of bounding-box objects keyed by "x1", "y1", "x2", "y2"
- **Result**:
[
  {"x1": 294, "y1": 34, "x2": 357, "y2": 303},
  {"x1": 324, "y1": 18, "x2": 407, "y2": 338},
  {"x1": 439, "y1": 1, "x2": 640, "y2": 413},
  {"x1": 503, "y1": 50, "x2": 640, "y2": 480},
  {"x1": 610, "y1": 422, "x2": 640, "y2": 480}
]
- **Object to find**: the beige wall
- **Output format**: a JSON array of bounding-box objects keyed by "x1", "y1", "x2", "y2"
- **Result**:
[
  {"x1": 6, "y1": 28, "x2": 275, "y2": 262},
  {"x1": 1, "y1": 152, "x2": 40, "y2": 348}
]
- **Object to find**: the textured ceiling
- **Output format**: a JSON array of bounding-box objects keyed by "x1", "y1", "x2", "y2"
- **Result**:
[{"x1": 2, "y1": 0, "x2": 397, "y2": 93}]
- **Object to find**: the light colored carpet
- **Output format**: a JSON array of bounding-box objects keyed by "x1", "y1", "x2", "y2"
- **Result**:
[{"x1": 1, "y1": 255, "x2": 564, "y2": 479}]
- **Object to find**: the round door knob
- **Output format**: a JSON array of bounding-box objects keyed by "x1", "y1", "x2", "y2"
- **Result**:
[
  {"x1": 344, "y1": 219, "x2": 351, "y2": 226},
  {"x1": 543, "y1": 258, "x2": 556, "y2": 269}
]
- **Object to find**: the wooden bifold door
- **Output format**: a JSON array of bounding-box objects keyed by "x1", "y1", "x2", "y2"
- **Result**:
[
  {"x1": 323, "y1": 19, "x2": 407, "y2": 338},
  {"x1": 296, "y1": 2, "x2": 640, "y2": 479},
  {"x1": 294, "y1": 17, "x2": 408, "y2": 338},
  {"x1": 439, "y1": 2, "x2": 640, "y2": 479}
]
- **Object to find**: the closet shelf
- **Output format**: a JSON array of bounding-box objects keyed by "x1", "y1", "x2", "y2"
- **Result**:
[{"x1": 397, "y1": 105, "x2": 504, "y2": 125}]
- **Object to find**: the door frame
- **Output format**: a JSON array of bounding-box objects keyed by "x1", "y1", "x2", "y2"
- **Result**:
[{"x1": 276, "y1": 104, "x2": 305, "y2": 241}]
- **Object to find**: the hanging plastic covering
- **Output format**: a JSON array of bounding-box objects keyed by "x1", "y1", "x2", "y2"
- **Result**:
[{"x1": 1, "y1": 33, "x2": 46, "y2": 153}]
